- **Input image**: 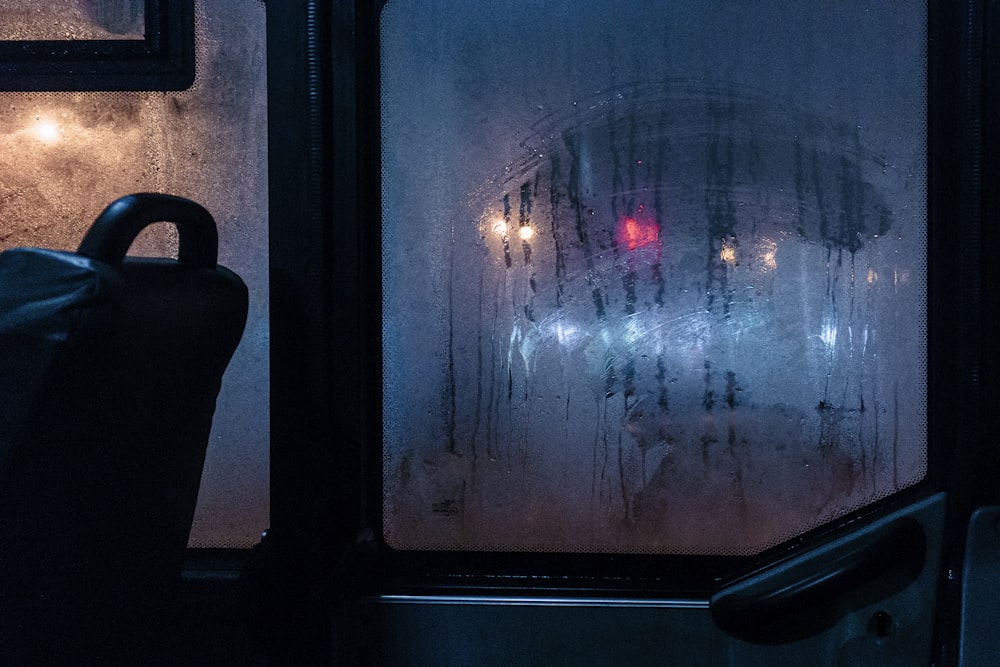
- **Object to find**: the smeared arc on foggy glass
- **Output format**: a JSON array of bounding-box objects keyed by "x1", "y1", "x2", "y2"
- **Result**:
[{"x1": 381, "y1": 1, "x2": 927, "y2": 555}]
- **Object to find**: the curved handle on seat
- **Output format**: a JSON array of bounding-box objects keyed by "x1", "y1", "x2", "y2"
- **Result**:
[
  {"x1": 77, "y1": 193, "x2": 218, "y2": 269},
  {"x1": 710, "y1": 518, "x2": 926, "y2": 645}
]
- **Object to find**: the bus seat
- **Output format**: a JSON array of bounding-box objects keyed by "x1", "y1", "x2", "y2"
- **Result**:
[{"x1": 0, "y1": 193, "x2": 248, "y2": 662}]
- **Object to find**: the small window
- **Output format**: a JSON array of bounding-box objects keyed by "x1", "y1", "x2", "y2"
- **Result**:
[
  {"x1": 0, "y1": 0, "x2": 194, "y2": 91},
  {"x1": 381, "y1": 0, "x2": 927, "y2": 555}
]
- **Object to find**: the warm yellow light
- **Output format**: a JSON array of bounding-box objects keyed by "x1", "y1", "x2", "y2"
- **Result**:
[
  {"x1": 762, "y1": 251, "x2": 776, "y2": 270},
  {"x1": 491, "y1": 219, "x2": 508, "y2": 236},
  {"x1": 720, "y1": 240, "x2": 736, "y2": 264},
  {"x1": 867, "y1": 268, "x2": 878, "y2": 284},
  {"x1": 34, "y1": 120, "x2": 60, "y2": 143},
  {"x1": 760, "y1": 239, "x2": 777, "y2": 271},
  {"x1": 518, "y1": 226, "x2": 534, "y2": 241}
]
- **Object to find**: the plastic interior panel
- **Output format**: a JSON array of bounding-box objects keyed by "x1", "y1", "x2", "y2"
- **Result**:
[
  {"x1": 959, "y1": 506, "x2": 1000, "y2": 667},
  {"x1": 369, "y1": 493, "x2": 945, "y2": 666}
]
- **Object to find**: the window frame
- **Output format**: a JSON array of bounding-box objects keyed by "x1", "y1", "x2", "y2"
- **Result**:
[
  {"x1": 0, "y1": 0, "x2": 195, "y2": 91},
  {"x1": 264, "y1": 0, "x2": 1000, "y2": 664},
  {"x1": 362, "y1": 0, "x2": 964, "y2": 592},
  {"x1": 267, "y1": 0, "x2": 990, "y2": 658}
]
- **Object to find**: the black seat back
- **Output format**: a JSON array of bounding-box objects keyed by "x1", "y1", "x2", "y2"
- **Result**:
[{"x1": 0, "y1": 193, "x2": 249, "y2": 661}]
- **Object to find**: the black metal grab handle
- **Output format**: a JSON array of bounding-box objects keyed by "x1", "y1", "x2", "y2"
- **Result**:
[
  {"x1": 710, "y1": 518, "x2": 926, "y2": 645},
  {"x1": 77, "y1": 193, "x2": 218, "y2": 269}
]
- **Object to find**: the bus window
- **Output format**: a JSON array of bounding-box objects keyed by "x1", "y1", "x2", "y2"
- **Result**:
[{"x1": 381, "y1": 0, "x2": 927, "y2": 555}]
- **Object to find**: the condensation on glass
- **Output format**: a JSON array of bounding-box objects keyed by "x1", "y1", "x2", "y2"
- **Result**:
[
  {"x1": 0, "y1": 0, "x2": 145, "y2": 40},
  {"x1": 382, "y1": 1, "x2": 927, "y2": 555},
  {"x1": 0, "y1": 0, "x2": 268, "y2": 548}
]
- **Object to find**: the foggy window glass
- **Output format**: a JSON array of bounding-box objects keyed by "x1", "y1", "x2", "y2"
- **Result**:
[
  {"x1": 382, "y1": 1, "x2": 927, "y2": 555},
  {"x1": 0, "y1": 0, "x2": 145, "y2": 40},
  {"x1": 0, "y1": 0, "x2": 268, "y2": 548}
]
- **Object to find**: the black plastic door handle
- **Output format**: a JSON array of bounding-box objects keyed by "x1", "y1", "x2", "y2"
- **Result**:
[{"x1": 710, "y1": 517, "x2": 926, "y2": 645}]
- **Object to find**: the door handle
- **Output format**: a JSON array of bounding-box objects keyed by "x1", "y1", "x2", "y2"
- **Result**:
[{"x1": 710, "y1": 517, "x2": 926, "y2": 644}]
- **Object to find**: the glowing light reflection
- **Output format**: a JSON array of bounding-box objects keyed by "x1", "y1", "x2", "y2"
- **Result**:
[
  {"x1": 620, "y1": 316, "x2": 649, "y2": 348},
  {"x1": 720, "y1": 239, "x2": 737, "y2": 265},
  {"x1": 615, "y1": 211, "x2": 659, "y2": 251},
  {"x1": 554, "y1": 320, "x2": 582, "y2": 348},
  {"x1": 33, "y1": 119, "x2": 60, "y2": 143},
  {"x1": 760, "y1": 239, "x2": 777, "y2": 271},
  {"x1": 820, "y1": 318, "x2": 837, "y2": 349}
]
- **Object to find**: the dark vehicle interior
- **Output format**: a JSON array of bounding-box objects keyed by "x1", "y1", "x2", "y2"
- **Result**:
[{"x1": 0, "y1": 1, "x2": 998, "y2": 665}]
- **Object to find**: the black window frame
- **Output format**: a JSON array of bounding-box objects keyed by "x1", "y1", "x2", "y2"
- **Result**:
[
  {"x1": 265, "y1": 0, "x2": 992, "y2": 660},
  {"x1": 0, "y1": 0, "x2": 195, "y2": 91},
  {"x1": 363, "y1": 0, "x2": 974, "y2": 590}
]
